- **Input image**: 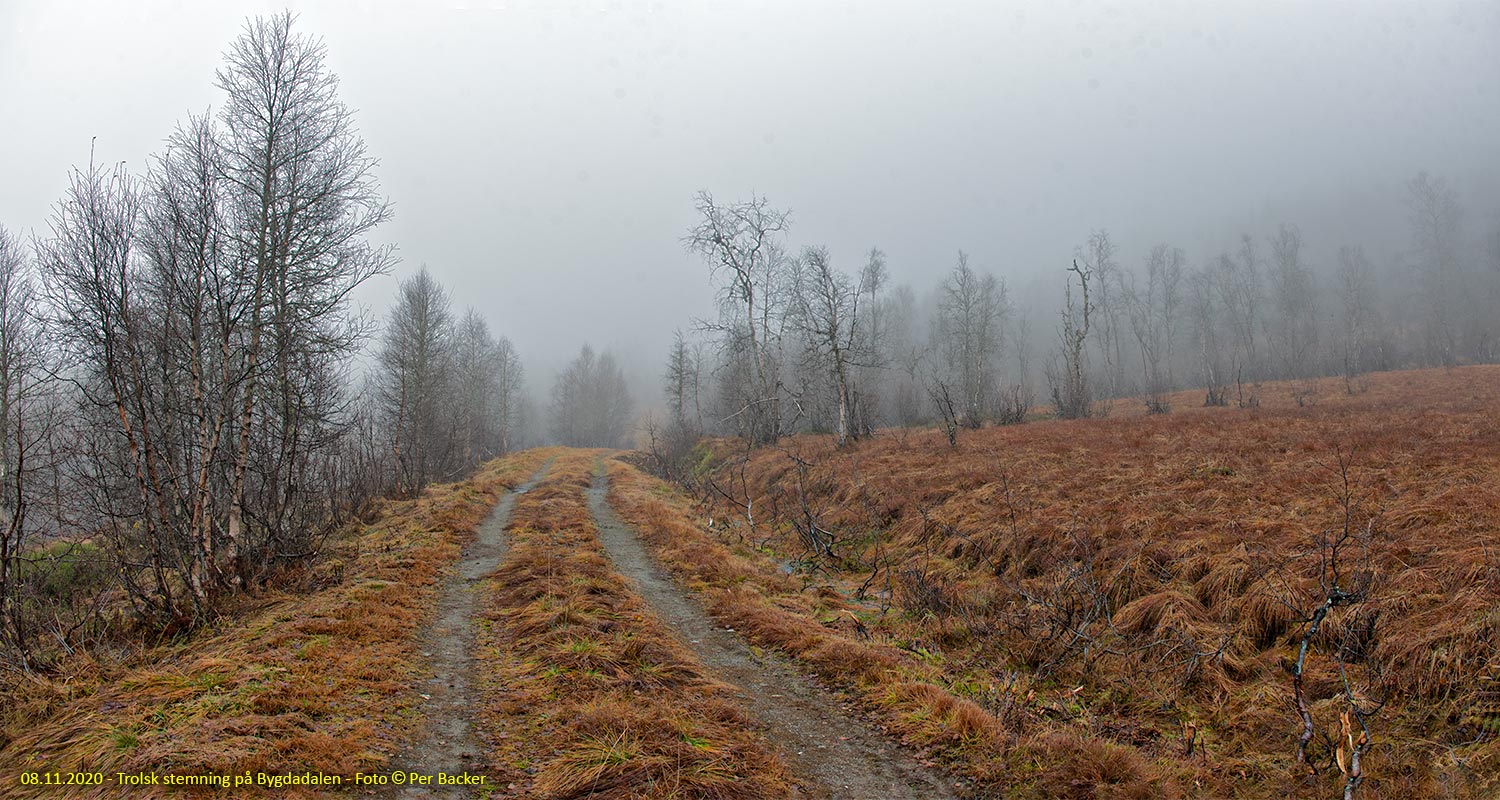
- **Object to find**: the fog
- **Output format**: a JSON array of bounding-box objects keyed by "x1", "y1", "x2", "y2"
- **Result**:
[{"x1": 2, "y1": 0, "x2": 1498, "y2": 410}]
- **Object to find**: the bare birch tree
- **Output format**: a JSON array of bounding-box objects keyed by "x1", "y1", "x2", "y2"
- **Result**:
[
  {"x1": 852, "y1": 247, "x2": 889, "y2": 436},
  {"x1": 451, "y1": 309, "x2": 509, "y2": 469},
  {"x1": 1405, "y1": 172, "x2": 1466, "y2": 366},
  {"x1": 1268, "y1": 223, "x2": 1319, "y2": 380},
  {"x1": 1215, "y1": 238, "x2": 1266, "y2": 405},
  {"x1": 1077, "y1": 230, "x2": 1127, "y2": 400},
  {"x1": 215, "y1": 11, "x2": 394, "y2": 572},
  {"x1": 1187, "y1": 266, "x2": 1229, "y2": 406},
  {"x1": 1336, "y1": 246, "x2": 1382, "y2": 393},
  {"x1": 0, "y1": 225, "x2": 62, "y2": 666},
  {"x1": 1048, "y1": 259, "x2": 1094, "y2": 419},
  {"x1": 788, "y1": 246, "x2": 881, "y2": 447},
  {"x1": 684, "y1": 191, "x2": 792, "y2": 445},
  {"x1": 38, "y1": 158, "x2": 199, "y2": 622},
  {"x1": 879, "y1": 285, "x2": 926, "y2": 428},
  {"x1": 1125, "y1": 243, "x2": 1184, "y2": 413},
  {"x1": 492, "y1": 334, "x2": 526, "y2": 455},
  {"x1": 934, "y1": 252, "x2": 1007, "y2": 428}
]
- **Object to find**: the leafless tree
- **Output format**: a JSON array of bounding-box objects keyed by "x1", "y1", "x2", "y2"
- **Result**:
[
  {"x1": 996, "y1": 306, "x2": 1035, "y2": 425},
  {"x1": 878, "y1": 285, "x2": 926, "y2": 428},
  {"x1": 852, "y1": 247, "x2": 889, "y2": 436},
  {"x1": 1124, "y1": 243, "x2": 1184, "y2": 413},
  {"x1": 378, "y1": 267, "x2": 454, "y2": 495},
  {"x1": 787, "y1": 246, "x2": 881, "y2": 447},
  {"x1": 376, "y1": 275, "x2": 527, "y2": 487},
  {"x1": 13, "y1": 12, "x2": 435, "y2": 642},
  {"x1": 1048, "y1": 259, "x2": 1094, "y2": 419},
  {"x1": 550, "y1": 344, "x2": 634, "y2": 448},
  {"x1": 1336, "y1": 246, "x2": 1381, "y2": 393},
  {"x1": 1405, "y1": 172, "x2": 1467, "y2": 366},
  {"x1": 0, "y1": 225, "x2": 26, "y2": 659},
  {"x1": 927, "y1": 377, "x2": 960, "y2": 448},
  {"x1": 594, "y1": 351, "x2": 635, "y2": 447},
  {"x1": 664, "y1": 329, "x2": 703, "y2": 433},
  {"x1": 122, "y1": 113, "x2": 258, "y2": 604},
  {"x1": 1268, "y1": 223, "x2": 1320, "y2": 380},
  {"x1": 1215, "y1": 236, "x2": 1266, "y2": 404},
  {"x1": 214, "y1": 11, "x2": 393, "y2": 576},
  {"x1": 328, "y1": 386, "x2": 393, "y2": 521},
  {"x1": 1186, "y1": 266, "x2": 1229, "y2": 406},
  {"x1": 934, "y1": 252, "x2": 1007, "y2": 427},
  {"x1": 1077, "y1": 230, "x2": 1128, "y2": 401},
  {"x1": 0, "y1": 225, "x2": 64, "y2": 668},
  {"x1": 1264, "y1": 452, "x2": 1384, "y2": 799},
  {"x1": 450, "y1": 309, "x2": 519, "y2": 469},
  {"x1": 684, "y1": 191, "x2": 793, "y2": 445},
  {"x1": 649, "y1": 329, "x2": 705, "y2": 475},
  {"x1": 38, "y1": 157, "x2": 203, "y2": 623},
  {"x1": 492, "y1": 335, "x2": 525, "y2": 454}
]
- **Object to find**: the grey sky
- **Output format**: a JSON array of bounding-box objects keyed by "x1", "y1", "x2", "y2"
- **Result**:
[{"x1": 2, "y1": 0, "x2": 1498, "y2": 396}]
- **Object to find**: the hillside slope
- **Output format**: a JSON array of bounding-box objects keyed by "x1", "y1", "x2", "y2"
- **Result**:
[{"x1": 623, "y1": 366, "x2": 1500, "y2": 798}]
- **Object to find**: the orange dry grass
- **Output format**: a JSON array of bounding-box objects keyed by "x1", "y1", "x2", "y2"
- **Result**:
[
  {"x1": 474, "y1": 450, "x2": 793, "y2": 800},
  {"x1": 605, "y1": 461, "x2": 1037, "y2": 792},
  {"x1": 622, "y1": 366, "x2": 1500, "y2": 799},
  {"x1": 0, "y1": 450, "x2": 552, "y2": 799}
]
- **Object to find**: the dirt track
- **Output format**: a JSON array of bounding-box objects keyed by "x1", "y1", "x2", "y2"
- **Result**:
[
  {"x1": 379, "y1": 462, "x2": 551, "y2": 799},
  {"x1": 585, "y1": 465, "x2": 962, "y2": 800},
  {"x1": 378, "y1": 455, "x2": 959, "y2": 799}
]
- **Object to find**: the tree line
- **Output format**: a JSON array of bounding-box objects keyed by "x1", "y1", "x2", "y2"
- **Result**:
[
  {"x1": 0, "y1": 14, "x2": 533, "y2": 670},
  {"x1": 375, "y1": 267, "x2": 528, "y2": 495},
  {"x1": 658, "y1": 179, "x2": 1499, "y2": 452}
]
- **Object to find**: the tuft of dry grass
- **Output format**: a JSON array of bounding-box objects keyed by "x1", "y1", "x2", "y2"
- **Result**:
[
  {"x1": 1016, "y1": 731, "x2": 1165, "y2": 800},
  {"x1": 0, "y1": 450, "x2": 552, "y2": 799},
  {"x1": 473, "y1": 450, "x2": 795, "y2": 800}
]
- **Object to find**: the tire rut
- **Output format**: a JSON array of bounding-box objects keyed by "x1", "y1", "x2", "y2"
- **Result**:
[
  {"x1": 585, "y1": 467, "x2": 962, "y2": 800},
  {"x1": 380, "y1": 461, "x2": 551, "y2": 799}
]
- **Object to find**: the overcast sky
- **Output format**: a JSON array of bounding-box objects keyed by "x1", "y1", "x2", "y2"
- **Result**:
[{"x1": 2, "y1": 0, "x2": 1498, "y2": 397}]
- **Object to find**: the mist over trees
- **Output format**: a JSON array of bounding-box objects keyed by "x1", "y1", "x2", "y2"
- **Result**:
[
  {"x1": 1124, "y1": 243, "x2": 1184, "y2": 413},
  {"x1": 934, "y1": 253, "x2": 1011, "y2": 428},
  {"x1": 786, "y1": 245, "x2": 883, "y2": 447},
  {"x1": 1048, "y1": 259, "x2": 1095, "y2": 420},
  {"x1": 376, "y1": 268, "x2": 527, "y2": 495},
  {"x1": 548, "y1": 344, "x2": 635, "y2": 448},
  {"x1": 669, "y1": 179, "x2": 1500, "y2": 448}
]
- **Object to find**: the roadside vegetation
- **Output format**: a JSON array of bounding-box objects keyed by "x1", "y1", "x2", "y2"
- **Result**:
[{"x1": 0, "y1": 450, "x2": 549, "y2": 798}]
